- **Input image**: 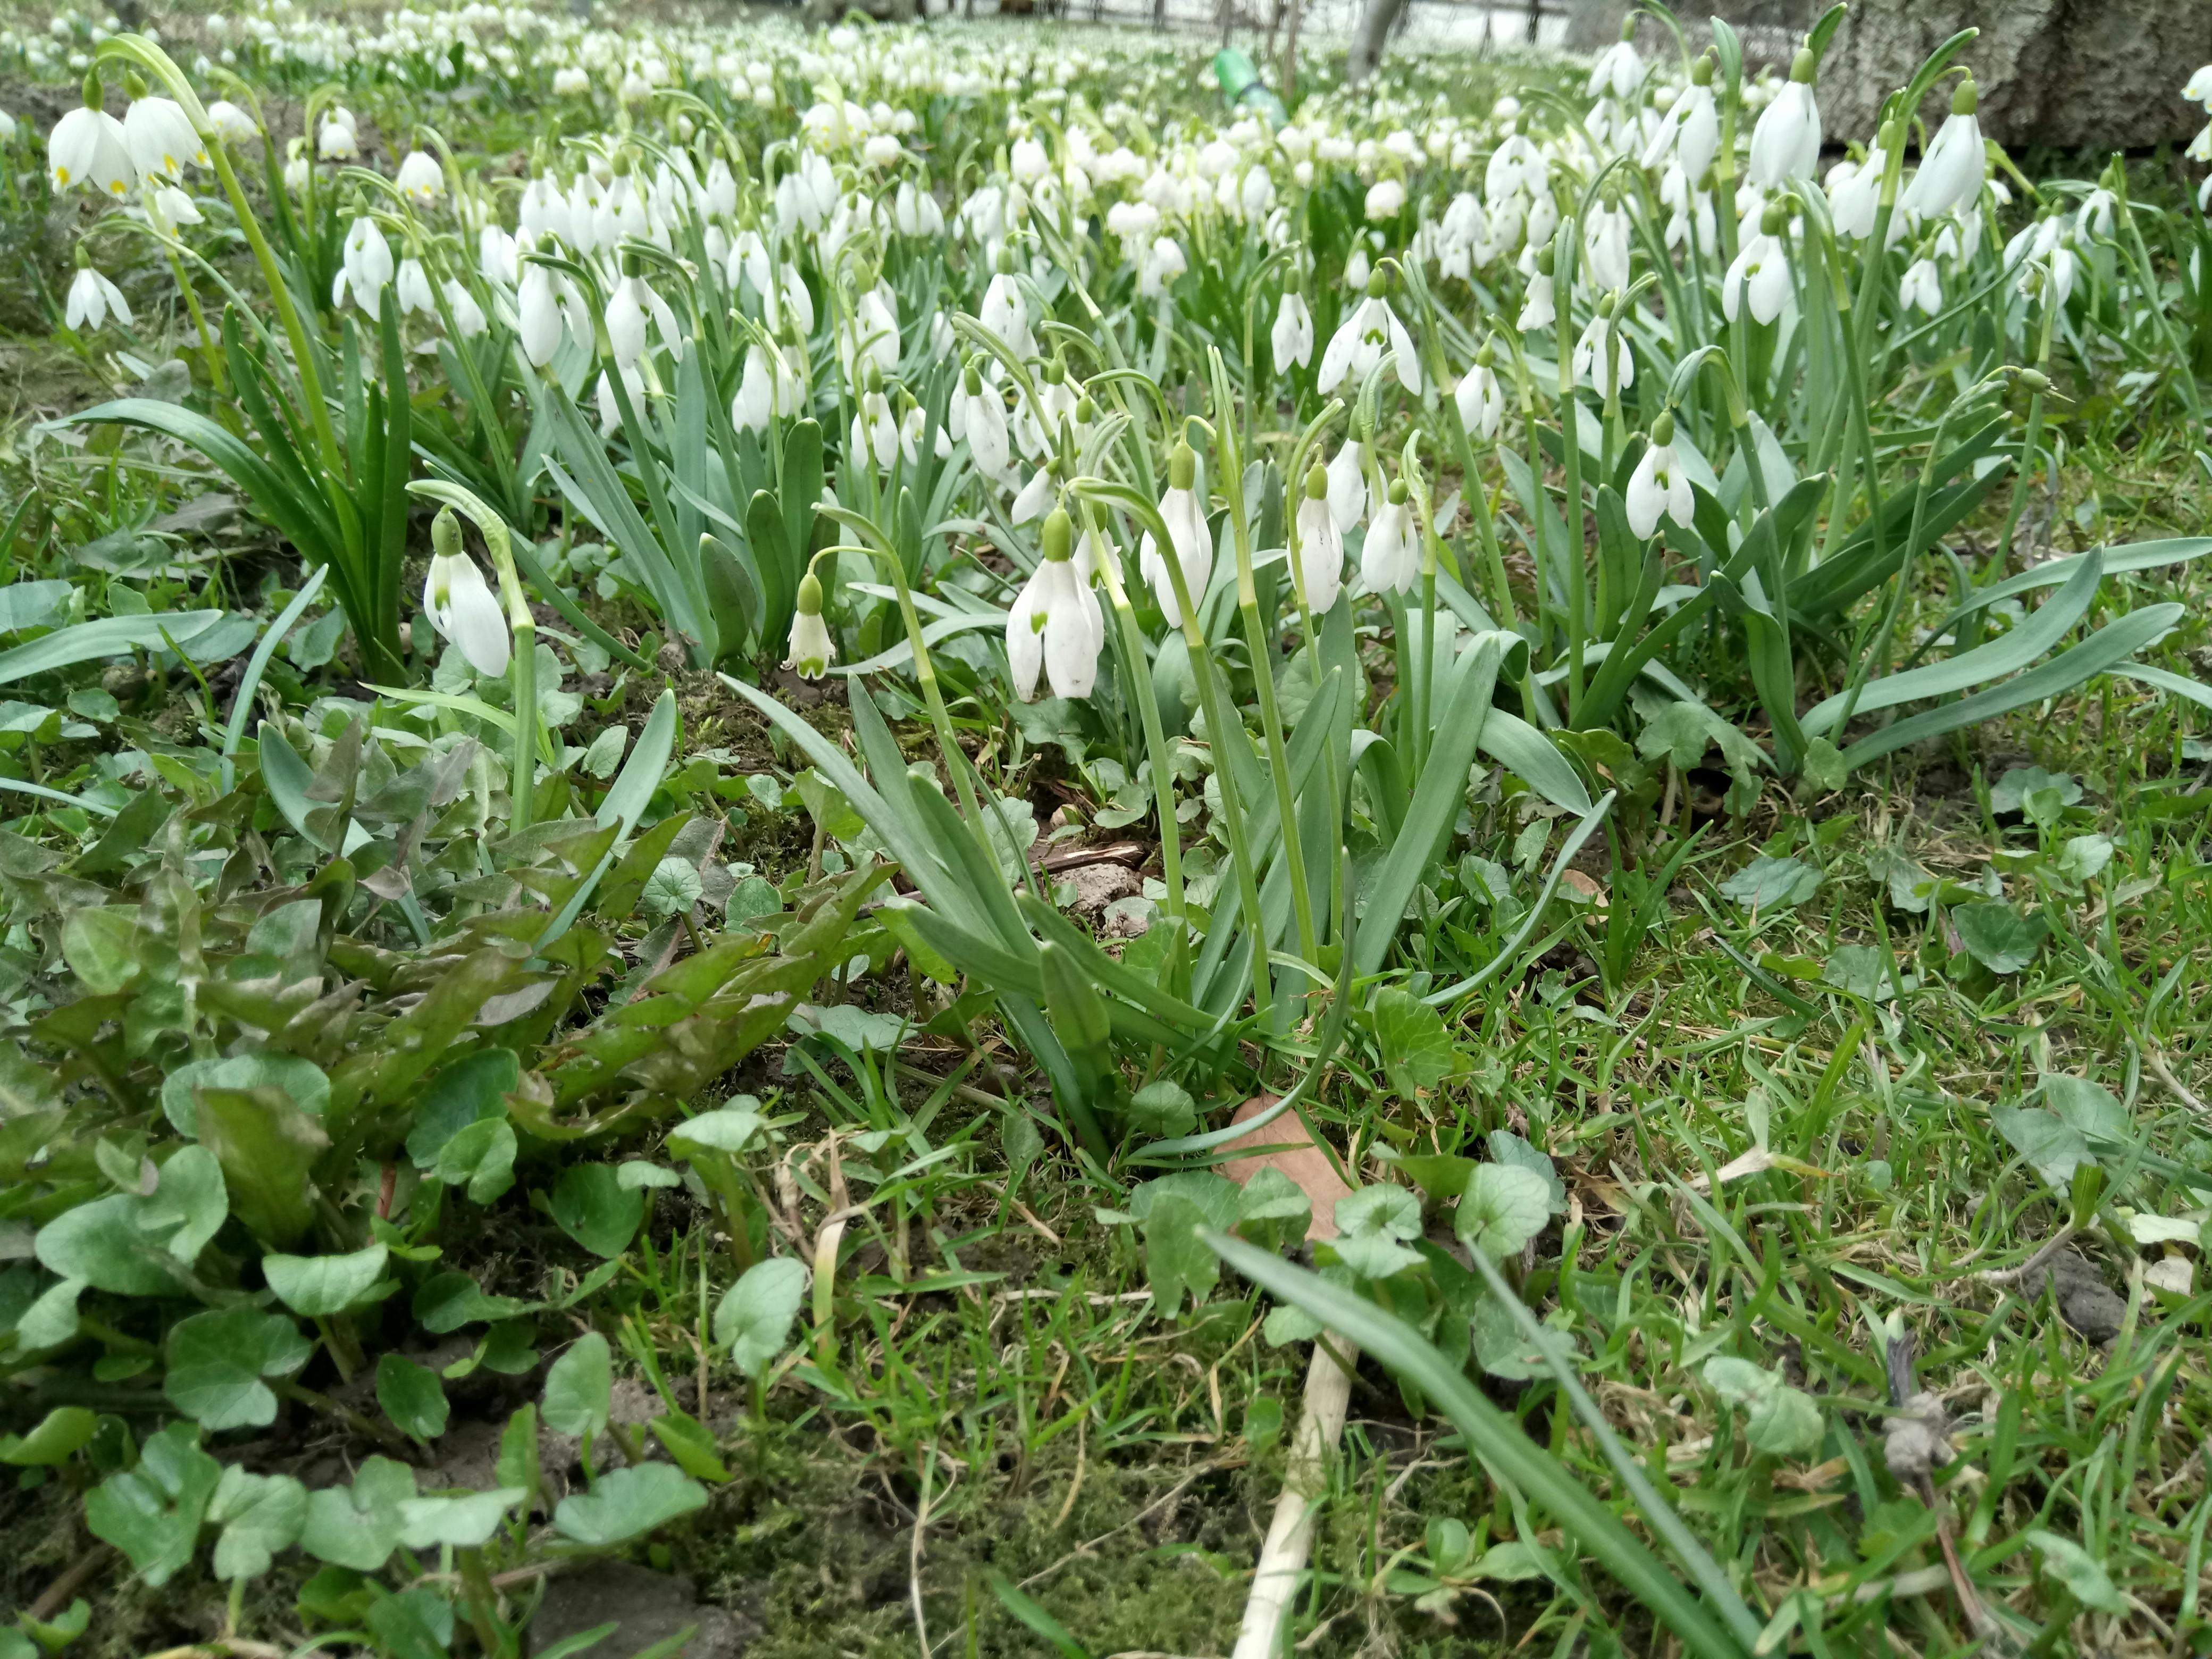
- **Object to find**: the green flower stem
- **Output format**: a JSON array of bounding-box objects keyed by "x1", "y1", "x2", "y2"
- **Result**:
[
  {"x1": 1552, "y1": 224, "x2": 1588, "y2": 723},
  {"x1": 2117, "y1": 186, "x2": 2206, "y2": 434},
  {"x1": 1085, "y1": 503, "x2": 1188, "y2": 988},
  {"x1": 1996, "y1": 270, "x2": 2059, "y2": 571},
  {"x1": 1211, "y1": 350, "x2": 1319, "y2": 975}
]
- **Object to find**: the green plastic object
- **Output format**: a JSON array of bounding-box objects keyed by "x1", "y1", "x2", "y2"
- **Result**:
[{"x1": 1212, "y1": 47, "x2": 1288, "y2": 127}]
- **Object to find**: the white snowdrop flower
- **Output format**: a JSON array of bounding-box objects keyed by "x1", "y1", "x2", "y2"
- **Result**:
[
  {"x1": 333, "y1": 214, "x2": 393, "y2": 309},
  {"x1": 396, "y1": 256, "x2": 436, "y2": 316},
  {"x1": 1271, "y1": 291, "x2": 1314, "y2": 372},
  {"x1": 1326, "y1": 440, "x2": 1368, "y2": 533},
  {"x1": 595, "y1": 363, "x2": 647, "y2": 437},
  {"x1": 1007, "y1": 508, "x2": 1104, "y2": 702},
  {"x1": 316, "y1": 108, "x2": 357, "y2": 160},
  {"x1": 954, "y1": 362, "x2": 1012, "y2": 477},
  {"x1": 1455, "y1": 358, "x2": 1503, "y2": 440},
  {"x1": 1723, "y1": 225, "x2": 1791, "y2": 324},
  {"x1": 423, "y1": 512, "x2": 510, "y2": 678},
  {"x1": 517, "y1": 262, "x2": 563, "y2": 367},
  {"x1": 1360, "y1": 479, "x2": 1418, "y2": 595},
  {"x1": 1584, "y1": 199, "x2": 1631, "y2": 292},
  {"x1": 1901, "y1": 79, "x2": 1984, "y2": 222},
  {"x1": 1292, "y1": 462, "x2": 1344, "y2": 615},
  {"x1": 1345, "y1": 246, "x2": 1371, "y2": 291},
  {"x1": 979, "y1": 267, "x2": 1033, "y2": 357},
  {"x1": 785, "y1": 570, "x2": 834, "y2": 679},
  {"x1": 1587, "y1": 34, "x2": 1645, "y2": 102},
  {"x1": 206, "y1": 100, "x2": 257, "y2": 145},
  {"x1": 1830, "y1": 145, "x2": 1887, "y2": 240},
  {"x1": 1319, "y1": 286, "x2": 1422, "y2": 395},
  {"x1": 1138, "y1": 443, "x2": 1212, "y2": 626},
  {"x1": 122, "y1": 93, "x2": 204, "y2": 182},
  {"x1": 396, "y1": 148, "x2": 444, "y2": 205},
  {"x1": 1748, "y1": 49, "x2": 1821, "y2": 188},
  {"x1": 2187, "y1": 64, "x2": 2212, "y2": 104},
  {"x1": 1364, "y1": 176, "x2": 1406, "y2": 221},
  {"x1": 1900, "y1": 255, "x2": 1943, "y2": 315},
  {"x1": 146, "y1": 185, "x2": 202, "y2": 231},
  {"x1": 443, "y1": 279, "x2": 487, "y2": 338},
  {"x1": 1138, "y1": 236, "x2": 1187, "y2": 297},
  {"x1": 1572, "y1": 308, "x2": 1634, "y2": 393},
  {"x1": 478, "y1": 224, "x2": 517, "y2": 288},
  {"x1": 893, "y1": 179, "x2": 943, "y2": 237},
  {"x1": 49, "y1": 90, "x2": 133, "y2": 197},
  {"x1": 1624, "y1": 413, "x2": 1694, "y2": 539},
  {"x1": 65, "y1": 258, "x2": 132, "y2": 331},
  {"x1": 849, "y1": 387, "x2": 905, "y2": 472},
  {"x1": 1009, "y1": 461, "x2": 1056, "y2": 525},
  {"x1": 1518, "y1": 268, "x2": 1556, "y2": 333},
  {"x1": 1643, "y1": 74, "x2": 1717, "y2": 182}
]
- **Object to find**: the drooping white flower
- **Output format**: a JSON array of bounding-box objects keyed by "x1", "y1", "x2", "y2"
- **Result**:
[
  {"x1": 517, "y1": 262, "x2": 563, "y2": 366},
  {"x1": 1722, "y1": 229, "x2": 1791, "y2": 324},
  {"x1": 443, "y1": 279, "x2": 487, "y2": 338},
  {"x1": 1748, "y1": 51, "x2": 1821, "y2": 188},
  {"x1": 1007, "y1": 508, "x2": 1103, "y2": 701},
  {"x1": 49, "y1": 96, "x2": 134, "y2": 198},
  {"x1": 1899, "y1": 256, "x2": 1943, "y2": 315},
  {"x1": 2185, "y1": 64, "x2": 2212, "y2": 105},
  {"x1": 1318, "y1": 289, "x2": 1422, "y2": 395},
  {"x1": 1009, "y1": 463, "x2": 1056, "y2": 525},
  {"x1": 552, "y1": 65, "x2": 591, "y2": 97},
  {"x1": 1138, "y1": 443, "x2": 1212, "y2": 626},
  {"x1": 1137, "y1": 235, "x2": 1187, "y2": 297},
  {"x1": 1360, "y1": 481, "x2": 1418, "y2": 595},
  {"x1": 733, "y1": 340, "x2": 802, "y2": 433},
  {"x1": 1829, "y1": 145, "x2": 1887, "y2": 240},
  {"x1": 146, "y1": 185, "x2": 203, "y2": 233},
  {"x1": 786, "y1": 569, "x2": 834, "y2": 678},
  {"x1": 953, "y1": 362, "x2": 1012, "y2": 478},
  {"x1": 422, "y1": 523, "x2": 510, "y2": 678},
  {"x1": 333, "y1": 214, "x2": 393, "y2": 310},
  {"x1": 396, "y1": 256, "x2": 436, "y2": 317},
  {"x1": 1583, "y1": 199, "x2": 1631, "y2": 292},
  {"x1": 1900, "y1": 80, "x2": 1984, "y2": 222},
  {"x1": 316, "y1": 107, "x2": 358, "y2": 161},
  {"x1": 1587, "y1": 36, "x2": 1645, "y2": 102},
  {"x1": 1272, "y1": 291, "x2": 1314, "y2": 372},
  {"x1": 65, "y1": 261, "x2": 132, "y2": 331},
  {"x1": 1643, "y1": 78, "x2": 1717, "y2": 183},
  {"x1": 395, "y1": 148, "x2": 444, "y2": 205},
  {"x1": 206, "y1": 100, "x2": 257, "y2": 146},
  {"x1": 1624, "y1": 416, "x2": 1694, "y2": 539},
  {"x1": 1326, "y1": 441, "x2": 1368, "y2": 534},
  {"x1": 1455, "y1": 359, "x2": 1503, "y2": 440},
  {"x1": 1292, "y1": 463, "x2": 1344, "y2": 615},
  {"x1": 121, "y1": 94, "x2": 204, "y2": 183},
  {"x1": 1364, "y1": 177, "x2": 1406, "y2": 221},
  {"x1": 1572, "y1": 309, "x2": 1635, "y2": 394},
  {"x1": 979, "y1": 267, "x2": 1034, "y2": 357},
  {"x1": 1517, "y1": 269, "x2": 1556, "y2": 333},
  {"x1": 892, "y1": 178, "x2": 944, "y2": 237},
  {"x1": 594, "y1": 363, "x2": 647, "y2": 437}
]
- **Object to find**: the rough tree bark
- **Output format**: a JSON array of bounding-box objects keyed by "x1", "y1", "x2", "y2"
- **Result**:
[
  {"x1": 1346, "y1": 0, "x2": 1409, "y2": 86},
  {"x1": 1821, "y1": 0, "x2": 2212, "y2": 153}
]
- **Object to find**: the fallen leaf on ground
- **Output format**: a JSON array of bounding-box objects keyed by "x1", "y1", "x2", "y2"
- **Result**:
[{"x1": 1219, "y1": 1095, "x2": 1355, "y2": 1240}]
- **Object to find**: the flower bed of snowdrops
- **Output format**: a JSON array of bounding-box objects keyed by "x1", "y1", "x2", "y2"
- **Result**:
[{"x1": 9, "y1": 2, "x2": 2212, "y2": 1655}]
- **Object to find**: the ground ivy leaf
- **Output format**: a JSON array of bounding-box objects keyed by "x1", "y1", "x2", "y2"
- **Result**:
[
  {"x1": 649, "y1": 1410, "x2": 732, "y2": 1482},
  {"x1": 207, "y1": 1467, "x2": 307, "y2": 1582},
  {"x1": 298, "y1": 1457, "x2": 416, "y2": 1573},
  {"x1": 395, "y1": 1488, "x2": 524, "y2": 1551},
  {"x1": 541, "y1": 1330, "x2": 614, "y2": 1439},
  {"x1": 263, "y1": 1243, "x2": 390, "y2": 1318},
  {"x1": 641, "y1": 856, "x2": 705, "y2": 920},
  {"x1": 1372, "y1": 986, "x2": 1459, "y2": 1096},
  {"x1": 1485, "y1": 1130, "x2": 1566, "y2": 1214},
  {"x1": 1143, "y1": 1193, "x2": 1221, "y2": 1315},
  {"x1": 1331, "y1": 1185, "x2": 1425, "y2": 1278},
  {"x1": 549, "y1": 1163, "x2": 644, "y2": 1259},
  {"x1": 376, "y1": 1353, "x2": 450, "y2": 1444},
  {"x1": 1455, "y1": 1164, "x2": 1552, "y2": 1262},
  {"x1": 405, "y1": 1050, "x2": 520, "y2": 1169},
  {"x1": 83, "y1": 1422, "x2": 221, "y2": 1587},
  {"x1": 714, "y1": 1258, "x2": 808, "y2": 1378},
  {"x1": 413, "y1": 1269, "x2": 531, "y2": 1334},
  {"x1": 551, "y1": 1462, "x2": 707, "y2": 1547},
  {"x1": 435, "y1": 1117, "x2": 517, "y2": 1203},
  {"x1": 164, "y1": 1305, "x2": 312, "y2": 1431},
  {"x1": 1952, "y1": 901, "x2": 2049, "y2": 975},
  {"x1": 1719, "y1": 855, "x2": 1822, "y2": 911}
]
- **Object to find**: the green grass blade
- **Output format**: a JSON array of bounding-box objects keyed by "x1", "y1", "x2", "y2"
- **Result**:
[{"x1": 1201, "y1": 1231, "x2": 1753, "y2": 1659}]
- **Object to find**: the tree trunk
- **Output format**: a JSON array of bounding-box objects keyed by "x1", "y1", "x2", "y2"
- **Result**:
[
  {"x1": 1346, "y1": 0, "x2": 1409, "y2": 85},
  {"x1": 1820, "y1": 0, "x2": 2212, "y2": 153}
]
